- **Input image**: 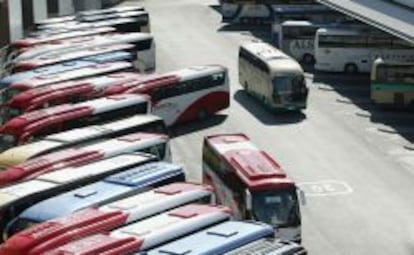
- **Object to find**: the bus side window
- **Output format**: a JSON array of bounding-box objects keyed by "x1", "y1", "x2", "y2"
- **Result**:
[{"x1": 211, "y1": 72, "x2": 225, "y2": 87}]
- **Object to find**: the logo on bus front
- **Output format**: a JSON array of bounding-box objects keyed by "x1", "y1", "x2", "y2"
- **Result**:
[{"x1": 289, "y1": 40, "x2": 314, "y2": 57}]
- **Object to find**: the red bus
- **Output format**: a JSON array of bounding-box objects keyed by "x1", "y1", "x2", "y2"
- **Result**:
[
  {"x1": 2, "y1": 72, "x2": 142, "y2": 121},
  {"x1": 104, "y1": 65, "x2": 230, "y2": 126},
  {"x1": 203, "y1": 133, "x2": 304, "y2": 243},
  {"x1": 0, "y1": 61, "x2": 134, "y2": 107},
  {"x1": 0, "y1": 132, "x2": 169, "y2": 186},
  {"x1": 0, "y1": 94, "x2": 150, "y2": 148}
]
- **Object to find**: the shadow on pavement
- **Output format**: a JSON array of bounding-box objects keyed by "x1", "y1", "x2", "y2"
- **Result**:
[
  {"x1": 233, "y1": 89, "x2": 306, "y2": 125},
  {"x1": 314, "y1": 71, "x2": 414, "y2": 143},
  {"x1": 169, "y1": 114, "x2": 228, "y2": 138}
]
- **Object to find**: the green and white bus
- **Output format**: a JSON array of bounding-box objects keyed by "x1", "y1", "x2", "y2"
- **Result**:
[
  {"x1": 371, "y1": 58, "x2": 414, "y2": 108},
  {"x1": 239, "y1": 41, "x2": 308, "y2": 111}
]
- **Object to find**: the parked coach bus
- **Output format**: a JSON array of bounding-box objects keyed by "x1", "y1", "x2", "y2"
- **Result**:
[
  {"x1": 2, "y1": 182, "x2": 213, "y2": 250},
  {"x1": 239, "y1": 41, "x2": 308, "y2": 111},
  {"x1": 314, "y1": 27, "x2": 414, "y2": 73},
  {"x1": 203, "y1": 133, "x2": 304, "y2": 242},
  {"x1": 0, "y1": 132, "x2": 170, "y2": 186},
  {"x1": 1, "y1": 72, "x2": 142, "y2": 121},
  {"x1": 36, "y1": 204, "x2": 231, "y2": 254},
  {"x1": 11, "y1": 33, "x2": 155, "y2": 72},
  {"x1": 220, "y1": 0, "x2": 321, "y2": 24},
  {"x1": 0, "y1": 94, "x2": 150, "y2": 147},
  {"x1": 0, "y1": 114, "x2": 166, "y2": 168},
  {"x1": 104, "y1": 65, "x2": 230, "y2": 126},
  {"x1": 11, "y1": 44, "x2": 137, "y2": 73},
  {"x1": 0, "y1": 60, "x2": 134, "y2": 105},
  {"x1": 0, "y1": 153, "x2": 157, "y2": 237},
  {"x1": 142, "y1": 221, "x2": 274, "y2": 255},
  {"x1": 371, "y1": 58, "x2": 414, "y2": 108},
  {"x1": 12, "y1": 162, "x2": 186, "y2": 231}
]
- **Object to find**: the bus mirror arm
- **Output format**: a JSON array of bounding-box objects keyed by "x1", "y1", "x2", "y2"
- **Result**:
[
  {"x1": 298, "y1": 189, "x2": 306, "y2": 206},
  {"x1": 245, "y1": 189, "x2": 252, "y2": 211}
]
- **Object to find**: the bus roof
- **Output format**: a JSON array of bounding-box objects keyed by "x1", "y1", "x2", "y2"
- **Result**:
[
  {"x1": 240, "y1": 42, "x2": 303, "y2": 76},
  {"x1": 14, "y1": 44, "x2": 135, "y2": 70},
  {"x1": 0, "y1": 179, "x2": 58, "y2": 207},
  {"x1": 1, "y1": 60, "x2": 133, "y2": 90},
  {"x1": 206, "y1": 134, "x2": 295, "y2": 191},
  {"x1": 14, "y1": 32, "x2": 152, "y2": 63},
  {"x1": 0, "y1": 132, "x2": 167, "y2": 186},
  {"x1": 11, "y1": 27, "x2": 115, "y2": 48},
  {"x1": 0, "y1": 153, "x2": 155, "y2": 211},
  {"x1": 38, "y1": 153, "x2": 158, "y2": 184},
  {"x1": 42, "y1": 204, "x2": 230, "y2": 254},
  {"x1": 79, "y1": 10, "x2": 147, "y2": 22},
  {"x1": 143, "y1": 221, "x2": 274, "y2": 255},
  {"x1": 7, "y1": 72, "x2": 142, "y2": 110},
  {"x1": 224, "y1": 238, "x2": 307, "y2": 255},
  {"x1": 1, "y1": 94, "x2": 149, "y2": 133},
  {"x1": 0, "y1": 115, "x2": 164, "y2": 168},
  {"x1": 48, "y1": 114, "x2": 163, "y2": 142},
  {"x1": 17, "y1": 162, "x2": 185, "y2": 222},
  {"x1": 77, "y1": 5, "x2": 144, "y2": 17},
  {"x1": 0, "y1": 140, "x2": 63, "y2": 168},
  {"x1": 1, "y1": 183, "x2": 213, "y2": 255}
]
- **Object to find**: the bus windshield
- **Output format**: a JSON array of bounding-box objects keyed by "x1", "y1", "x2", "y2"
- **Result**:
[
  {"x1": 273, "y1": 75, "x2": 305, "y2": 94},
  {"x1": 252, "y1": 189, "x2": 300, "y2": 227},
  {"x1": 0, "y1": 134, "x2": 18, "y2": 150},
  {"x1": 1, "y1": 88, "x2": 21, "y2": 104},
  {"x1": 375, "y1": 64, "x2": 414, "y2": 84},
  {"x1": 2, "y1": 106, "x2": 23, "y2": 123}
]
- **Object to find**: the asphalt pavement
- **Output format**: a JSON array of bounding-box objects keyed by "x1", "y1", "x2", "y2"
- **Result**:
[{"x1": 121, "y1": 1, "x2": 414, "y2": 254}]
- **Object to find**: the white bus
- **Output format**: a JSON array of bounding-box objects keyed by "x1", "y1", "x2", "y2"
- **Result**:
[
  {"x1": 104, "y1": 65, "x2": 230, "y2": 126},
  {"x1": 273, "y1": 20, "x2": 367, "y2": 64},
  {"x1": 239, "y1": 41, "x2": 308, "y2": 111},
  {"x1": 314, "y1": 27, "x2": 414, "y2": 73},
  {"x1": 273, "y1": 21, "x2": 319, "y2": 64}
]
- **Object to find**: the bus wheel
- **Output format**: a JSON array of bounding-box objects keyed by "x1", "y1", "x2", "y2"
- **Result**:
[
  {"x1": 198, "y1": 108, "x2": 208, "y2": 120},
  {"x1": 302, "y1": 54, "x2": 315, "y2": 65},
  {"x1": 344, "y1": 63, "x2": 358, "y2": 74}
]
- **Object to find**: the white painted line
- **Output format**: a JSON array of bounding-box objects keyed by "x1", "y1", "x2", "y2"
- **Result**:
[{"x1": 298, "y1": 180, "x2": 353, "y2": 197}]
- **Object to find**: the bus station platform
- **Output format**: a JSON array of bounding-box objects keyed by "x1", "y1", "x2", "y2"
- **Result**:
[{"x1": 317, "y1": 0, "x2": 414, "y2": 43}]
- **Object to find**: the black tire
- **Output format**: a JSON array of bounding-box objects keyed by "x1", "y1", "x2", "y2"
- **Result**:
[
  {"x1": 302, "y1": 54, "x2": 315, "y2": 65},
  {"x1": 344, "y1": 63, "x2": 358, "y2": 74}
]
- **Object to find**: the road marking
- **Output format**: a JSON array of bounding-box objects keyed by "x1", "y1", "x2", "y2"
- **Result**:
[{"x1": 298, "y1": 180, "x2": 353, "y2": 197}]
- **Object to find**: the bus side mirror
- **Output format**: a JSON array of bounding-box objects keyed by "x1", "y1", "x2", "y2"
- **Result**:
[
  {"x1": 245, "y1": 189, "x2": 252, "y2": 210},
  {"x1": 298, "y1": 189, "x2": 306, "y2": 206}
]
